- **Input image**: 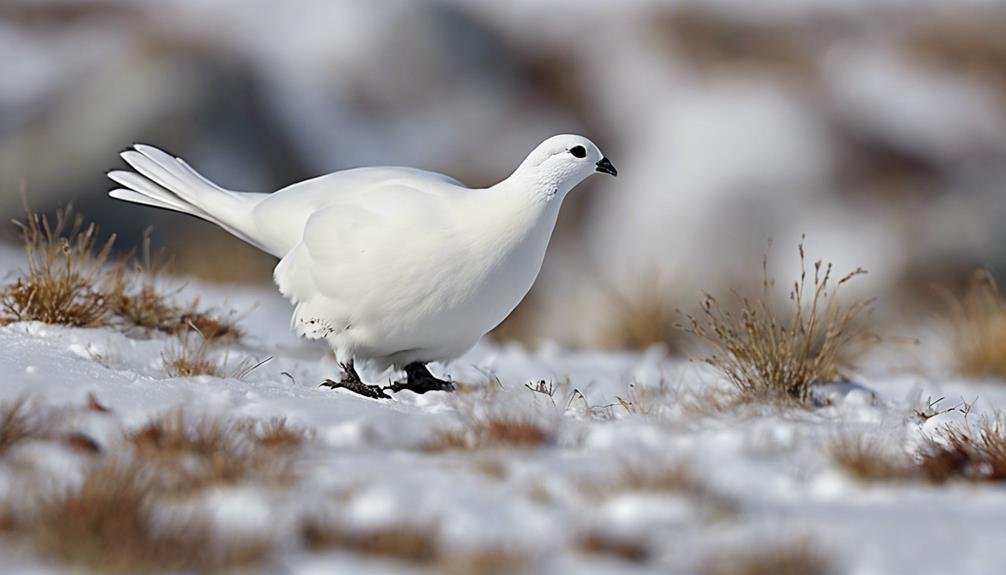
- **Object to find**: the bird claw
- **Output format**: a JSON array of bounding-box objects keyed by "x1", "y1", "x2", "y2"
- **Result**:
[{"x1": 320, "y1": 378, "x2": 392, "y2": 400}]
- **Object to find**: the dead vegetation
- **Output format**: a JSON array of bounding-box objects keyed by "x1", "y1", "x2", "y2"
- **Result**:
[
  {"x1": 599, "y1": 280, "x2": 682, "y2": 352},
  {"x1": 577, "y1": 531, "x2": 649, "y2": 564},
  {"x1": 302, "y1": 520, "x2": 439, "y2": 564},
  {"x1": 30, "y1": 460, "x2": 271, "y2": 574},
  {"x1": 0, "y1": 402, "x2": 302, "y2": 574},
  {"x1": 424, "y1": 415, "x2": 553, "y2": 452},
  {"x1": 1, "y1": 205, "x2": 115, "y2": 327},
  {"x1": 832, "y1": 414, "x2": 1006, "y2": 484},
  {"x1": 939, "y1": 269, "x2": 1006, "y2": 380},
  {"x1": 0, "y1": 204, "x2": 238, "y2": 342},
  {"x1": 701, "y1": 540, "x2": 833, "y2": 575},
  {"x1": 681, "y1": 241, "x2": 873, "y2": 404},
  {"x1": 0, "y1": 397, "x2": 53, "y2": 455},
  {"x1": 302, "y1": 518, "x2": 528, "y2": 574},
  {"x1": 126, "y1": 410, "x2": 303, "y2": 496}
]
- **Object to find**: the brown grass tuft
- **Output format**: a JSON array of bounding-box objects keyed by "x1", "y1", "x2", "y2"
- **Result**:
[
  {"x1": 439, "y1": 548, "x2": 528, "y2": 575},
  {"x1": 425, "y1": 416, "x2": 552, "y2": 452},
  {"x1": 30, "y1": 459, "x2": 269, "y2": 574},
  {"x1": 577, "y1": 532, "x2": 649, "y2": 563},
  {"x1": 127, "y1": 410, "x2": 299, "y2": 496},
  {"x1": 940, "y1": 269, "x2": 1006, "y2": 380},
  {"x1": 32, "y1": 460, "x2": 209, "y2": 574},
  {"x1": 681, "y1": 240, "x2": 872, "y2": 404},
  {"x1": 918, "y1": 417, "x2": 1006, "y2": 483},
  {"x1": 301, "y1": 520, "x2": 439, "y2": 564},
  {"x1": 0, "y1": 205, "x2": 115, "y2": 327},
  {"x1": 161, "y1": 332, "x2": 224, "y2": 378},
  {"x1": 0, "y1": 205, "x2": 239, "y2": 343},
  {"x1": 701, "y1": 540, "x2": 833, "y2": 575},
  {"x1": 600, "y1": 281, "x2": 682, "y2": 352},
  {"x1": 829, "y1": 436, "x2": 915, "y2": 482},
  {"x1": 0, "y1": 397, "x2": 53, "y2": 456}
]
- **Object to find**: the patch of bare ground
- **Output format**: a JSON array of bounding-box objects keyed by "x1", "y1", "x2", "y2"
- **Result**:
[
  {"x1": 680, "y1": 240, "x2": 873, "y2": 406},
  {"x1": 701, "y1": 539, "x2": 834, "y2": 575},
  {"x1": 939, "y1": 270, "x2": 1006, "y2": 380}
]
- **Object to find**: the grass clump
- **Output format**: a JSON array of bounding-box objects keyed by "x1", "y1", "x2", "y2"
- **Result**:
[
  {"x1": 424, "y1": 415, "x2": 553, "y2": 452},
  {"x1": 127, "y1": 410, "x2": 301, "y2": 496},
  {"x1": 31, "y1": 459, "x2": 270, "y2": 574},
  {"x1": 681, "y1": 240, "x2": 872, "y2": 404},
  {"x1": 0, "y1": 205, "x2": 115, "y2": 327},
  {"x1": 0, "y1": 397, "x2": 53, "y2": 456},
  {"x1": 828, "y1": 436, "x2": 916, "y2": 482},
  {"x1": 301, "y1": 520, "x2": 439, "y2": 564},
  {"x1": 940, "y1": 269, "x2": 1006, "y2": 380},
  {"x1": 1, "y1": 205, "x2": 239, "y2": 341},
  {"x1": 701, "y1": 540, "x2": 833, "y2": 575},
  {"x1": 831, "y1": 415, "x2": 1006, "y2": 484}
]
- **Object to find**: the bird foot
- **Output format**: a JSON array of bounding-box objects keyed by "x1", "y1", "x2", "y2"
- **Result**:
[
  {"x1": 319, "y1": 361, "x2": 393, "y2": 400},
  {"x1": 386, "y1": 363, "x2": 456, "y2": 395},
  {"x1": 320, "y1": 378, "x2": 392, "y2": 399}
]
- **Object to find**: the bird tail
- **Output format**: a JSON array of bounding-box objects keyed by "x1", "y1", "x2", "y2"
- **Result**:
[{"x1": 108, "y1": 144, "x2": 269, "y2": 251}]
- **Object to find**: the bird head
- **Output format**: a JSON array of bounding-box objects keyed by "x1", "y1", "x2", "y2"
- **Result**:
[{"x1": 512, "y1": 134, "x2": 616, "y2": 202}]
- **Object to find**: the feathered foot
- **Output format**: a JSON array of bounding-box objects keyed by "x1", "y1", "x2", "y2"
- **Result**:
[
  {"x1": 321, "y1": 361, "x2": 391, "y2": 399},
  {"x1": 386, "y1": 363, "x2": 456, "y2": 394}
]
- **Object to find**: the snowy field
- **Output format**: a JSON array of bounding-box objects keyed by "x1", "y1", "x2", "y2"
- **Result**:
[{"x1": 2, "y1": 242, "x2": 1006, "y2": 575}]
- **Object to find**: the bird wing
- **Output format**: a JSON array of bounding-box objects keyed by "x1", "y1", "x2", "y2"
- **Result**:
[
  {"x1": 272, "y1": 182, "x2": 469, "y2": 338},
  {"x1": 252, "y1": 166, "x2": 466, "y2": 257}
]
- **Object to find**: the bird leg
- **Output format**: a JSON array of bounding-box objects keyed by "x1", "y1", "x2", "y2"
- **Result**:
[
  {"x1": 321, "y1": 361, "x2": 391, "y2": 399},
  {"x1": 387, "y1": 363, "x2": 456, "y2": 394}
]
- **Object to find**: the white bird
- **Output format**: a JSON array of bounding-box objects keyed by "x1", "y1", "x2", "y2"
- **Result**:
[{"x1": 108, "y1": 135, "x2": 616, "y2": 398}]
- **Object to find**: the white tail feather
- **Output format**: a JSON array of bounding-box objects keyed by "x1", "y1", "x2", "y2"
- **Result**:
[{"x1": 108, "y1": 144, "x2": 269, "y2": 251}]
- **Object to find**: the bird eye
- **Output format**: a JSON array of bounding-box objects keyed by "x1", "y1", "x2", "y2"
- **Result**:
[{"x1": 569, "y1": 145, "x2": 586, "y2": 158}]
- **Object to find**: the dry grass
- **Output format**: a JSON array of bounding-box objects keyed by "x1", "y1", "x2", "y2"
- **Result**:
[
  {"x1": 0, "y1": 403, "x2": 297, "y2": 573},
  {"x1": 302, "y1": 519, "x2": 529, "y2": 574},
  {"x1": 681, "y1": 241, "x2": 872, "y2": 404},
  {"x1": 577, "y1": 532, "x2": 649, "y2": 564},
  {"x1": 940, "y1": 270, "x2": 1006, "y2": 380},
  {"x1": 828, "y1": 436, "x2": 915, "y2": 482},
  {"x1": 918, "y1": 417, "x2": 1006, "y2": 483},
  {"x1": 424, "y1": 416, "x2": 553, "y2": 452},
  {"x1": 301, "y1": 520, "x2": 439, "y2": 564},
  {"x1": 127, "y1": 410, "x2": 301, "y2": 496},
  {"x1": 0, "y1": 397, "x2": 53, "y2": 456},
  {"x1": 161, "y1": 331, "x2": 265, "y2": 379},
  {"x1": 30, "y1": 459, "x2": 270, "y2": 574},
  {"x1": 701, "y1": 540, "x2": 833, "y2": 575},
  {"x1": 0, "y1": 205, "x2": 115, "y2": 327},
  {"x1": 600, "y1": 281, "x2": 682, "y2": 352},
  {"x1": 1, "y1": 205, "x2": 239, "y2": 342},
  {"x1": 161, "y1": 332, "x2": 224, "y2": 378},
  {"x1": 832, "y1": 416, "x2": 1006, "y2": 484}
]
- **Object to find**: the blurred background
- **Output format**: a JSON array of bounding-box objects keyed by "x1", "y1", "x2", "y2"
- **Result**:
[{"x1": 2, "y1": 0, "x2": 1005, "y2": 350}]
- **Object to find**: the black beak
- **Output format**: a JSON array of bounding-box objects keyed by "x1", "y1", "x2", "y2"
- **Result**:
[{"x1": 595, "y1": 157, "x2": 617, "y2": 177}]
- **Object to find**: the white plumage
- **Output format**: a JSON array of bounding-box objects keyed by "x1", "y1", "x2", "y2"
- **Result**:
[{"x1": 109, "y1": 135, "x2": 615, "y2": 381}]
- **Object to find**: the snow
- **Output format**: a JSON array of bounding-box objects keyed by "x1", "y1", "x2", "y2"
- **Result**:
[{"x1": 1, "y1": 248, "x2": 1006, "y2": 574}]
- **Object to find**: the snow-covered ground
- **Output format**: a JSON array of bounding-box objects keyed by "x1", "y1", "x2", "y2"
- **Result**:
[{"x1": 2, "y1": 244, "x2": 1006, "y2": 575}]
